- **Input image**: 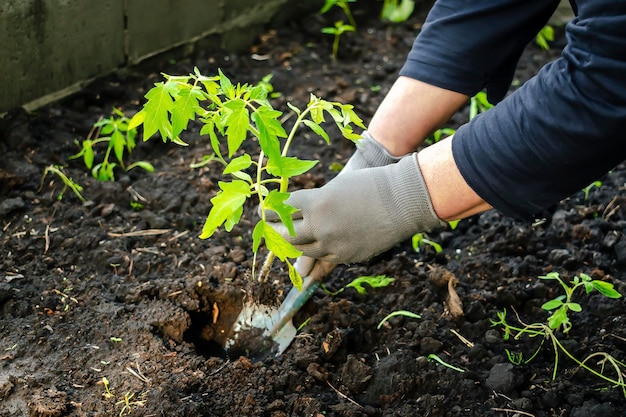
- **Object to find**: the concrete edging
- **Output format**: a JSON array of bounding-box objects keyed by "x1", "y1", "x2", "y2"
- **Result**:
[{"x1": 0, "y1": 0, "x2": 296, "y2": 113}]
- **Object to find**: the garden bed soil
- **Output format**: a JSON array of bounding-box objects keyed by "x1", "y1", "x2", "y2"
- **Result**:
[{"x1": 2, "y1": 3, "x2": 626, "y2": 417}]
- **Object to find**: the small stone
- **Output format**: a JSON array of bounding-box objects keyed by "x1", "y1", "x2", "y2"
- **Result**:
[
  {"x1": 0, "y1": 197, "x2": 25, "y2": 218},
  {"x1": 486, "y1": 363, "x2": 524, "y2": 394}
]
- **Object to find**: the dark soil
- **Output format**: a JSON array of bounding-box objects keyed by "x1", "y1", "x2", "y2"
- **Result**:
[{"x1": 2, "y1": 3, "x2": 626, "y2": 417}]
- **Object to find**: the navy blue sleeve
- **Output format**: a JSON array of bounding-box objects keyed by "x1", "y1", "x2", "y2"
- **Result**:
[
  {"x1": 400, "y1": 0, "x2": 560, "y2": 103},
  {"x1": 451, "y1": 1, "x2": 626, "y2": 219},
  {"x1": 399, "y1": 0, "x2": 626, "y2": 220}
]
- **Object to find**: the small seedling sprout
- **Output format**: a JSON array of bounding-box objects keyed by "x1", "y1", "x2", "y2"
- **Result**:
[
  {"x1": 116, "y1": 392, "x2": 147, "y2": 416},
  {"x1": 535, "y1": 25, "x2": 554, "y2": 51},
  {"x1": 381, "y1": 0, "x2": 415, "y2": 23},
  {"x1": 321, "y1": 0, "x2": 357, "y2": 28},
  {"x1": 70, "y1": 108, "x2": 154, "y2": 182},
  {"x1": 321, "y1": 21, "x2": 356, "y2": 59},
  {"x1": 101, "y1": 377, "x2": 114, "y2": 400},
  {"x1": 411, "y1": 233, "x2": 442, "y2": 253},
  {"x1": 427, "y1": 354, "x2": 466, "y2": 373},
  {"x1": 377, "y1": 310, "x2": 421, "y2": 329},
  {"x1": 539, "y1": 272, "x2": 621, "y2": 333},
  {"x1": 581, "y1": 180, "x2": 602, "y2": 202},
  {"x1": 491, "y1": 272, "x2": 625, "y2": 395},
  {"x1": 469, "y1": 91, "x2": 493, "y2": 120},
  {"x1": 40, "y1": 165, "x2": 86, "y2": 202},
  {"x1": 322, "y1": 274, "x2": 395, "y2": 296}
]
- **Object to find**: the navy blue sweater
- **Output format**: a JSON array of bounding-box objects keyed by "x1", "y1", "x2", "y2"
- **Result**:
[{"x1": 400, "y1": 0, "x2": 626, "y2": 220}]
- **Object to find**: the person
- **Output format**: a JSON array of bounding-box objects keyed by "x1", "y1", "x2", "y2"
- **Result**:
[{"x1": 267, "y1": 0, "x2": 626, "y2": 273}]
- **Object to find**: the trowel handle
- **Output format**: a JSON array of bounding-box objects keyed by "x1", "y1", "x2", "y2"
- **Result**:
[{"x1": 268, "y1": 260, "x2": 336, "y2": 337}]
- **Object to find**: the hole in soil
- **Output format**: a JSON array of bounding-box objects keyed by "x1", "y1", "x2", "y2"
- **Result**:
[
  {"x1": 184, "y1": 310, "x2": 228, "y2": 359},
  {"x1": 184, "y1": 282, "x2": 285, "y2": 361}
]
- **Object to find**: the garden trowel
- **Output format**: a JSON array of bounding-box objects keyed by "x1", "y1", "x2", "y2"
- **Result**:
[{"x1": 225, "y1": 257, "x2": 335, "y2": 356}]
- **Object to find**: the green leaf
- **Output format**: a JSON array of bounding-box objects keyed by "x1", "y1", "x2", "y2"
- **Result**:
[
  {"x1": 200, "y1": 180, "x2": 250, "y2": 239},
  {"x1": 224, "y1": 154, "x2": 252, "y2": 174},
  {"x1": 377, "y1": 310, "x2": 421, "y2": 329},
  {"x1": 223, "y1": 99, "x2": 249, "y2": 157},
  {"x1": 567, "y1": 302, "x2": 582, "y2": 312},
  {"x1": 547, "y1": 307, "x2": 571, "y2": 332},
  {"x1": 99, "y1": 123, "x2": 114, "y2": 135},
  {"x1": 249, "y1": 84, "x2": 269, "y2": 102},
  {"x1": 288, "y1": 261, "x2": 303, "y2": 291},
  {"x1": 286, "y1": 102, "x2": 301, "y2": 115},
  {"x1": 126, "y1": 127, "x2": 137, "y2": 152},
  {"x1": 253, "y1": 220, "x2": 302, "y2": 261},
  {"x1": 224, "y1": 205, "x2": 244, "y2": 232},
  {"x1": 263, "y1": 190, "x2": 298, "y2": 236},
  {"x1": 338, "y1": 103, "x2": 366, "y2": 129},
  {"x1": 382, "y1": 0, "x2": 415, "y2": 23},
  {"x1": 231, "y1": 170, "x2": 253, "y2": 184},
  {"x1": 126, "y1": 161, "x2": 155, "y2": 173},
  {"x1": 266, "y1": 156, "x2": 318, "y2": 179},
  {"x1": 448, "y1": 219, "x2": 460, "y2": 230},
  {"x1": 591, "y1": 280, "x2": 622, "y2": 299},
  {"x1": 252, "y1": 221, "x2": 264, "y2": 253},
  {"x1": 82, "y1": 140, "x2": 95, "y2": 169},
  {"x1": 128, "y1": 110, "x2": 145, "y2": 131},
  {"x1": 541, "y1": 297, "x2": 564, "y2": 311},
  {"x1": 303, "y1": 120, "x2": 330, "y2": 144},
  {"x1": 171, "y1": 85, "x2": 201, "y2": 137},
  {"x1": 218, "y1": 69, "x2": 235, "y2": 99},
  {"x1": 538, "y1": 272, "x2": 561, "y2": 281},
  {"x1": 143, "y1": 82, "x2": 174, "y2": 140},
  {"x1": 252, "y1": 106, "x2": 286, "y2": 160},
  {"x1": 308, "y1": 96, "x2": 327, "y2": 124},
  {"x1": 200, "y1": 118, "x2": 224, "y2": 161},
  {"x1": 346, "y1": 275, "x2": 395, "y2": 295},
  {"x1": 92, "y1": 162, "x2": 116, "y2": 182},
  {"x1": 254, "y1": 106, "x2": 286, "y2": 138},
  {"x1": 111, "y1": 129, "x2": 126, "y2": 164}
]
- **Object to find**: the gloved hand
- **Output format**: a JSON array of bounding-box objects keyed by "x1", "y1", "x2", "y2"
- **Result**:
[
  {"x1": 342, "y1": 130, "x2": 405, "y2": 172},
  {"x1": 294, "y1": 130, "x2": 405, "y2": 275},
  {"x1": 269, "y1": 154, "x2": 446, "y2": 264}
]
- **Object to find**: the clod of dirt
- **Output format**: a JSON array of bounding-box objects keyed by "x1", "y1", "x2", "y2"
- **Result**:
[
  {"x1": 28, "y1": 389, "x2": 67, "y2": 417},
  {"x1": 144, "y1": 299, "x2": 191, "y2": 342},
  {"x1": 428, "y1": 265, "x2": 464, "y2": 319},
  {"x1": 0, "y1": 376, "x2": 15, "y2": 400},
  {"x1": 340, "y1": 355, "x2": 372, "y2": 394},
  {"x1": 306, "y1": 362, "x2": 329, "y2": 382},
  {"x1": 485, "y1": 363, "x2": 525, "y2": 394}
]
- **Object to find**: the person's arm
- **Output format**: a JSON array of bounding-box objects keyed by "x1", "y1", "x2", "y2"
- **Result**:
[
  {"x1": 368, "y1": 77, "x2": 468, "y2": 156},
  {"x1": 418, "y1": 136, "x2": 491, "y2": 221}
]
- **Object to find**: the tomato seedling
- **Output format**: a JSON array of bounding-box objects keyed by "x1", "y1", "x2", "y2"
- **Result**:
[
  {"x1": 321, "y1": 0, "x2": 357, "y2": 28},
  {"x1": 130, "y1": 68, "x2": 365, "y2": 289},
  {"x1": 71, "y1": 108, "x2": 154, "y2": 182},
  {"x1": 40, "y1": 165, "x2": 86, "y2": 202},
  {"x1": 321, "y1": 21, "x2": 356, "y2": 59},
  {"x1": 539, "y1": 271, "x2": 621, "y2": 333},
  {"x1": 491, "y1": 272, "x2": 625, "y2": 395}
]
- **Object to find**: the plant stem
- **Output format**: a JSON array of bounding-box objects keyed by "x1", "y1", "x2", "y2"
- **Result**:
[
  {"x1": 259, "y1": 252, "x2": 276, "y2": 283},
  {"x1": 257, "y1": 105, "x2": 315, "y2": 282},
  {"x1": 254, "y1": 148, "x2": 275, "y2": 283}
]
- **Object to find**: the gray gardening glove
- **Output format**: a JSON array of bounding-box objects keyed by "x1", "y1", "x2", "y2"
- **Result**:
[
  {"x1": 294, "y1": 130, "x2": 405, "y2": 275},
  {"x1": 270, "y1": 154, "x2": 446, "y2": 264},
  {"x1": 342, "y1": 130, "x2": 405, "y2": 172}
]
